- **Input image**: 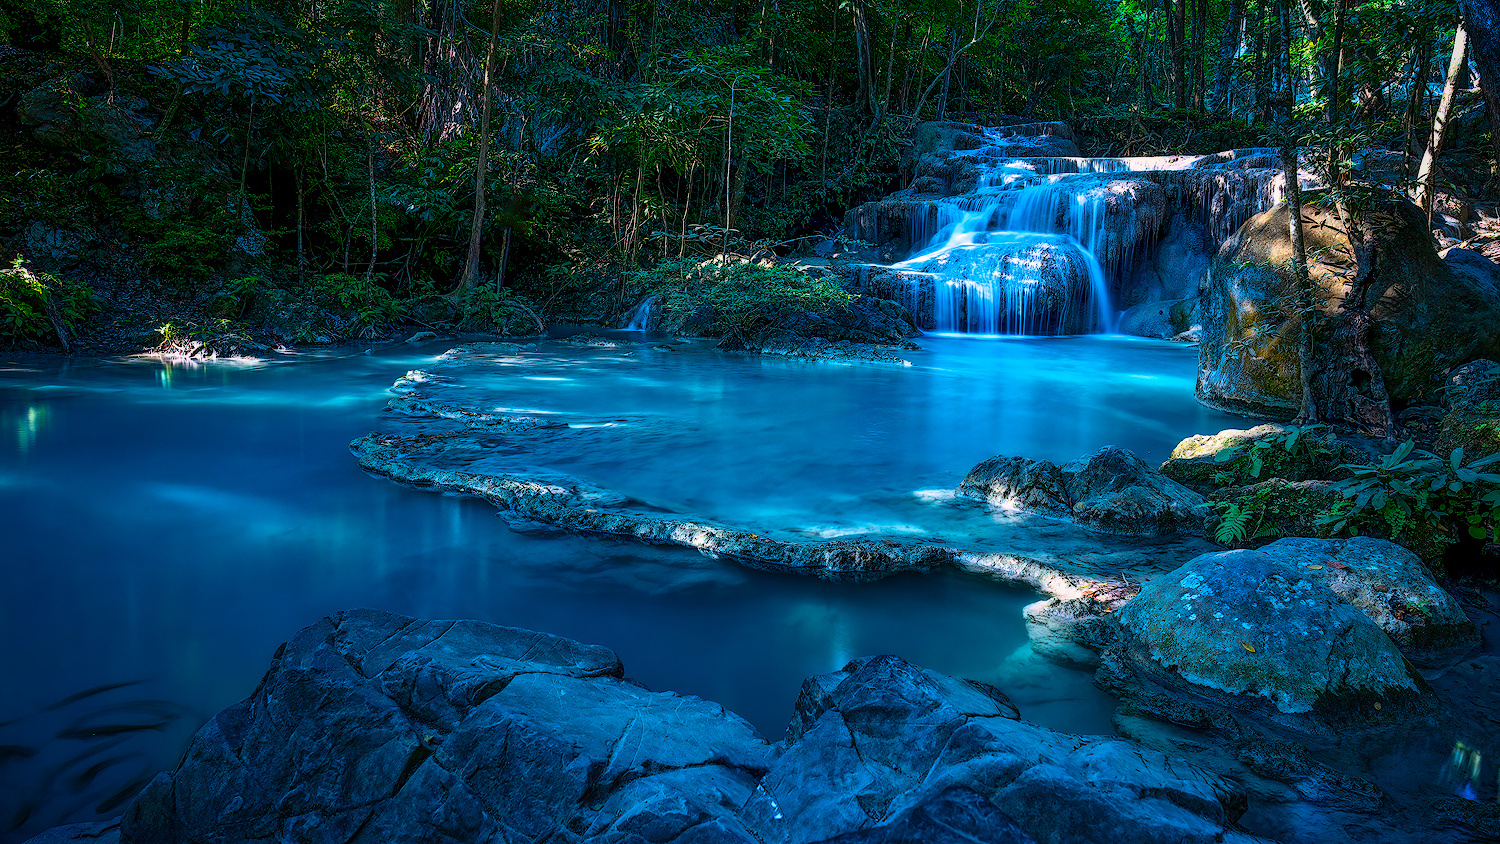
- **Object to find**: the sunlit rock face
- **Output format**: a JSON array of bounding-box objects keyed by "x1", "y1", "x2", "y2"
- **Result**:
[
  {"x1": 1197, "y1": 199, "x2": 1500, "y2": 417},
  {"x1": 1100, "y1": 549, "x2": 1438, "y2": 740},
  {"x1": 842, "y1": 119, "x2": 1283, "y2": 336},
  {"x1": 958, "y1": 446, "x2": 1205, "y2": 537}
]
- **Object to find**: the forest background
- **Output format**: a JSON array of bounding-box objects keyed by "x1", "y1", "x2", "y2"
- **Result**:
[{"x1": 0, "y1": 0, "x2": 1496, "y2": 349}]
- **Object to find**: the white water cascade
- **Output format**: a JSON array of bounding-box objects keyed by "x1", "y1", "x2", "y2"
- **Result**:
[{"x1": 880, "y1": 124, "x2": 1282, "y2": 336}]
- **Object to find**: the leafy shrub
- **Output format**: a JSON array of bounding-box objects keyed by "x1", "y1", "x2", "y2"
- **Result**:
[
  {"x1": 1317, "y1": 442, "x2": 1500, "y2": 547},
  {"x1": 1212, "y1": 423, "x2": 1342, "y2": 480},
  {"x1": 628, "y1": 258, "x2": 852, "y2": 336},
  {"x1": 0, "y1": 257, "x2": 96, "y2": 346},
  {"x1": 305, "y1": 273, "x2": 403, "y2": 339},
  {"x1": 455, "y1": 285, "x2": 545, "y2": 335}
]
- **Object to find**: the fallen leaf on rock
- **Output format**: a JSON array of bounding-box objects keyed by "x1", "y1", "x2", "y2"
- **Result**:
[
  {"x1": 1241, "y1": 642, "x2": 1256, "y2": 653},
  {"x1": 1306, "y1": 564, "x2": 1324, "y2": 570},
  {"x1": 1327, "y1": 560, "x2": 1350, "y2": 570}
]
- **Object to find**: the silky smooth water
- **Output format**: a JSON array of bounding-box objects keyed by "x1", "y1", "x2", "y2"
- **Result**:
[{"x1": 0, "y1": 334, "x2": 1239, "y2": 839}]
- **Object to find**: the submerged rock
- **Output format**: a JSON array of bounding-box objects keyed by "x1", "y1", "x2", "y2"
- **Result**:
[
  {"x1": 1100, "y1": 549, "x2": 1438, "y2": 740},
  {"x1": 743, "y1": 654, "x2": 1267, "y2": 844},
  {"x1": 958, "y1": 446, "x2": 1206, "y2": 537}
]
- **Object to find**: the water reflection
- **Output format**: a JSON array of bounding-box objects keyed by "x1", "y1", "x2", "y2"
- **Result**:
[{"x1": 1442, "y1": 740, "x2": 1498, "y2": 801}]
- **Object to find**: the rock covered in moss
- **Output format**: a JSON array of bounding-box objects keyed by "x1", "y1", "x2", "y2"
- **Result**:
[
  {"x1": 1162, "y1": 424, "x2": 1369, "y2": 493},
  {"x1": 959, "y1": 446, "x2": 1206, "y2": 537},
  {"x1": 1254, "y1": 537, "x2": 1478, "y2": 666},
  {"x1": 1197, "y1": 200, "x2": 1500, "y2": 418},
  {"x1": 1201, "y1": 478, "x2": 1346, "y2": 548},
  {"x1": 1101, "y1": 549, "x2": 1438, "y2": 740}
]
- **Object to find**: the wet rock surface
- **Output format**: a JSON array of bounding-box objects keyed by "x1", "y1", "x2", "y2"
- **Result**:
[
  {"x1": 30, "y1": 611, "x2": 1271, "y2": 844},
  {"x1": 958, "y1": 446, "x2": 1206, "y2": 537},
  {"x1": 1252, "y1": 537, "x2": 1479, "y2": 666}
]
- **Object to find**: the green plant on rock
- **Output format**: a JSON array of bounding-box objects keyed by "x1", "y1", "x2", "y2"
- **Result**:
[
  {"x1": 0, "y1": 257, "x2": 96, "y2": 347},
  {"x1": 630, "y1": 258, "x2": 852, "y2": 336},
  {"x1": 1317, "y1": 441, "x2": 1500, "y2": 548},
  {"x1": 1213, "y1": 424, "x2": 1339, "y2": 480},
  {"x1": 304, "y1": 273, "x2": 404, "y2": 340},
  {"x1": 456, "y1": 286, "x2": 545, "y2": 336}
]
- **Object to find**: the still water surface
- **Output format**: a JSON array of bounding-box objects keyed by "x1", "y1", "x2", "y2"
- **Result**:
[{"x1": 0, "y1": 333, "x2": 1239, "y2": 839}]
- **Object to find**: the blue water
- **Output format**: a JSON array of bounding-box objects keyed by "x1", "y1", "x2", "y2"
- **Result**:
[{"x1": 0, "y1": 334, "x2": 1240, "y2": 839}]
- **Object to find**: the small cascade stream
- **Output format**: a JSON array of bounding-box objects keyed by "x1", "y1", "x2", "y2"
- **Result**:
[{"x1": 870, "y1": 123, "x2": 1283, "y2": 336}]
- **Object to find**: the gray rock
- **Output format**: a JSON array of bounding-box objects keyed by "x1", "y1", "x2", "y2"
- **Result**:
[
  {"x1": 1101, "y1": 549, "x2": 1438, "y2": 740},
  {"x1": 1118, "y1": 297, "x2": 1195, "y2": 340},
  {"x1": 1253, "y1": 537, "x2": 1478, "y2": 666},
  {"x1": 117, "y1": 609, "x2": 770, "y2": 844},
  {"x1": 743, "y1": 654, "x2": 1269, "y2": 844},
  {"x1": 958, "y1": 446, "x2": 1206, "y2": 537}
]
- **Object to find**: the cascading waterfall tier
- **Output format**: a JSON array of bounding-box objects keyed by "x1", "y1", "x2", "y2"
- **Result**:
[{"x1": 863, "y1": 121, "x2": 1283, "y2": 336}]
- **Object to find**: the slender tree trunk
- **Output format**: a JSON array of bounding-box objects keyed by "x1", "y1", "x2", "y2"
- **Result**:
[
  {"x1": 78, "y1": 19, "x2": 115, "y2": 104},
  {"x1": 366, "y1": 138, "x2": 379, "y2": 284},
  {"x1": 1192, "y1": 0, "x2": 1206, "y2": 111},
  {"x1": 1171, "y1": 0, "x2": 1186, "y2": 108},
  {"x1": 1212, "y1": 0, "x2": 1245, "y2": 110},
  {"x1": 496, "y1": 227, "x2": 511, "y2": 291},
  {"x1": 1415, "y1": 22, "x2": 1469, "y2": 218},
  {"x1": 240, "y1": 99, "x2": 255, "y2": 197},
  {"x1": 460, "y1": 0, "x2": 504, "y2": 291},
  {"x1": 1325, "y1": 0, "x2": 1347, "y2": 193},
  {"x1": 881, "y1": 4, "x2": 902, "y2": 117},
  {"x1": 852, "y1": 0, "x2": 876, "y2": 116},
  {"x1": 295, "y1": 162, "x2": 306, "y2": 282},
  {"x1": 1402, "y1": 44, "x2": 1430, "y2": 171},
  {"x1": 1283, "y1": 142, "x2": 1317, "y2": 423}
]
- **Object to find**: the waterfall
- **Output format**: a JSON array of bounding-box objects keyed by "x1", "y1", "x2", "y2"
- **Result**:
[
  {"x1": 624, "y1": 296, "x2": 660, "y2": 331},
  {"x1": 884, "y1": 124, "x2": 1282, "y2": 337}
]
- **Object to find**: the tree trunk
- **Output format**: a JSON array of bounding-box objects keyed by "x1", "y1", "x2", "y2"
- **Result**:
[
  {"x1": 1282, "y1": 142, "x2": 1318, "y2": 423},
  {"x1": 852, "y1": 0, "x2": 876, "y2": 116},
  {"x1": 1171, "y1": 0, "x2": 1186, "y2": 108},
  {"x1": 1192, "y1": 0, "x2": 1206, "y2": 111},
  {"x1": 459, "y1": 0, "x2": 504, "y2": 291},
  {"x1": 1212, "y1": 0, "x2": 1245, "y2": 110},
  {"x1": 1458, "y1": 0, "x2": 1500, "y2": 191},
  {"x1": 366, "y1": 138, "x2": 379, "y2": 284},
  {"x1": 1415, "y1": 22, "x2": 1469, "y2": 218}
]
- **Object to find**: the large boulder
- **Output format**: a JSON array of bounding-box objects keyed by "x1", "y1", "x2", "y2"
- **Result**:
[
  {"x1": 1197, "y1": 199, "x2": 1500, "y2": 418},
  {"x1": 959, "y1": 446, "x2": 1206, "y2": 537},
  {"x1": 1253, "y1": 537, "x2": 1478, "y2": 666},
  {"x1": 117, "y1": 609, "x2": 772, "y2": 844},
  {"x1": 1100, "y1": 549, "x2": 1439, "y2": 740},
  {"x1": 741, "y1": 655, "x2": 1269, "y2": 844}
]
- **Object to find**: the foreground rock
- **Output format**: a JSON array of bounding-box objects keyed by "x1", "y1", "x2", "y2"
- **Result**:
[
  {"x1": 1100, "y1": 549, "x2": 1438, "y2": 741},
  {"x1": 959, "y1": 446, "x2": 1205, "y2": 537},
  {"x1": 1254, "y1": 537, "x2": 1479, "y2": 666},
  {"x1": 121, "y1": 610, "x2": 772, "y2": 843},
  {"x1": 742, "y1": 655, "x2": 1267, "y2": 844},
  {"x1": 29, "y1": 610, "x2": 1271, "y2": 844}
]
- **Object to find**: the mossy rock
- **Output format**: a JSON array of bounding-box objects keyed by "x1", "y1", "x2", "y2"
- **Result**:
[
  {"x1": 1203, "y1": 478, "x2": 1346, "y2": 548},
  {"x1": 1197, "y1": 200, "x2": 1500, "y2": 417},
  {"x1": 1162, "y1": 424, "x2": 1369, "y2": 494},
  {"x1": 1434, "y1": 360, "x2": 1500, "y2": 458}
]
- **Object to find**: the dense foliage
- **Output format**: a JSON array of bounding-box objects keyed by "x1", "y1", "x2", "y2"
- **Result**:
[{"x1": 0, "y1": 0, "x2": 1492, "y2": 346}]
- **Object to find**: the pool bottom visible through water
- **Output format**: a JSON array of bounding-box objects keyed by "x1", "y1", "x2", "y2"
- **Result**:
[{"x1": 0, "y1": 333, "x2": 1236, "y2": 840}]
